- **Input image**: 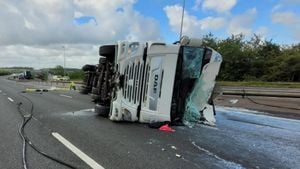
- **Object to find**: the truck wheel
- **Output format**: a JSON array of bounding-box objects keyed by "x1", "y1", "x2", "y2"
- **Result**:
[
  {"x1": 99, "y1": 45, "x2": 115, "y2": 62},
  {"x1": 99, "y1": 45, "x2": 115, "y2": 56},
  {"x1": 82, "y1": 64, "x2": 96, "y2": 71},
  {"x1": 94, "y1": 104, "x2": 109, "y2": 117},
  {"x1": 91, "y1": 94, "x2": 100, "y2": 102},
  {"x1": 80, "y1": 86, "x2": 89, "y2": 94},
  {"x1": 91, "y1": 87, "x2": 99, "y2": 95},
  {"x1": 99, "y1": 57, "x2": 107, "y2": 64}
]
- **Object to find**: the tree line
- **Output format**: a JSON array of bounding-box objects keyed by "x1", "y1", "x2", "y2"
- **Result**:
[
  {"x1": 48, "y1": 65, "x2": 84, "y2": 80},
  {"x1": 202, "y1": 33, "x2": 300, "y2": 82}
]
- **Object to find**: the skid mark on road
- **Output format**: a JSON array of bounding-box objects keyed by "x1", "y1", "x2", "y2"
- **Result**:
[
  {"x1": 191, "y1": 141, "x2": 244, "y2": 169},
  {"x1": 59, "y1": 94, "x2": 72, "y2": 99},
  {"x1": 62, "y1": 109, "x2": 95, "y2": 117},
  {"x1": 52, "y1": 132, "x2": 105, "y2": 169}
]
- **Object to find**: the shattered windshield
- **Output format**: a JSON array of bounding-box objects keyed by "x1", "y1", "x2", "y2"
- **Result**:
[{"x1": 182, "y1": 46, "x2": 205, "y2": 79}]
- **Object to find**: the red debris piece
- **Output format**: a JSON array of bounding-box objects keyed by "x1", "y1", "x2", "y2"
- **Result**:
[{"x1": 159, "y1": 124, "x2": 175, "y2": 132}]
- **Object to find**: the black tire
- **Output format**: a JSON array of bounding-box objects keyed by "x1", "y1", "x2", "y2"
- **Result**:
[
  {"x1": 91, "y1": 87, "x2": 99, "y2": 95},
  {"x1": 99, "y1": 45, "x2": 115, "y2": 56},
  {"x1": 82, "y1": 75, "x2": 89, "y2": 83},
  {"x1": 82, "y1": 64, "x2": 96, "y2": 72},
  {"x1": 80, "y1": 86, "x2": 89, "y2": 94},
  {"x1": 94, "y1": 104, "x2": 110, "y2": 117},
  {"x1": 87, "y1": 72, "x2": 95, "y2": 87},
  {"x1": 99, "y1": 57, "x2": 107, "y2": 64},
  {"x1": 99, "y1": 45, "x2": 115, "y2": 62},
  {"x1": 91, "y1": 94, "x2": 100, "y2": 101}
]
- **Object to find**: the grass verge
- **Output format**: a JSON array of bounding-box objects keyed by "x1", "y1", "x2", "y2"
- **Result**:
[{"x1": 218, "y1": 81, "x2": 300, "y2": 88}]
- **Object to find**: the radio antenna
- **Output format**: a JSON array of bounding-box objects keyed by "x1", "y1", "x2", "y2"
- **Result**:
[{"x1": 179, "y1": 0, "x2": 186, "y2": 40}]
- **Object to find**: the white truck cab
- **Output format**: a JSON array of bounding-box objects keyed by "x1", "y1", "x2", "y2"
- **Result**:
[{"x1": 96, "y1": 36, "x2": 222, "y2": 126}]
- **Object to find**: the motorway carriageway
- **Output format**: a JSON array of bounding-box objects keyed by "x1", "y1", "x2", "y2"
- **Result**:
[{"x1": 0, "y1": 76, "x2": 300, "y2": 169}]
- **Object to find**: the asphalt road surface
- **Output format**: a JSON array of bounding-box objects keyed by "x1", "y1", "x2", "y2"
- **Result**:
[{"x1": 1, "y1": 77, "x2": 300, "y2": 169}]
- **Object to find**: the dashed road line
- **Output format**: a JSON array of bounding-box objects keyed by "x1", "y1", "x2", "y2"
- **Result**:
[
  {"x1": 7, "y1": 97, "x2": 14, "y2": 102},
  {"x1": 59, "y1": 94, "x2": 73, "y2": 99},
  {"x1": 52, "y1": 132, "x2": 104, "y2": 169}
]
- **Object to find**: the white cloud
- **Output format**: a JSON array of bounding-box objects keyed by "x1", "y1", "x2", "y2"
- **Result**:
[
  {"x1": 165, "y1": 4, "x2": 264, "y2": 39},
  {"x1": 271, "y1": 4, "x2": 282, "y2": 12},
  {"x1": 293, "y1": 25, "x2": 300, "y2": 40},
  {"x1": 164, "y1": 4, "x2": 225, "y2": 37},
  {"x1": 192, "y1": 0, "x2": 202, "y2": 10},
  {"x1": 74, "y1": 11, "x2": 84, "y2": 18},
  {"x1": 0, "y1": 0, "x2": 161, "y2": 45},
  {"x1": 271, "y1": 10, "x2": 300, "y2": 40},
  {"x1": 0, "y1": 0, "x2": 161, "y2": 68},
  {"x1": 227, "y1": 8, "x2": 257, "y2": 36},
  {"x1": 164, "y1": 5, "x2": 202, "y2": 37},
  {"x1": 202, "y1": 0, "x2": 237, "y2": 13},
  {"x1": 24, "y1": 19, "x2": 36, "y2": 30},
  {"x1": 255, "y1": 26, "x2": 269, "y2": 39},
  {"x1": 0, "y1": 44, "x2": 99, "y2": 69},
  {"x1": 281, "y1": 0, "x2": 300, "y2": 4},
  {"x1": 200, "y1": 17, "x2": 226, "y2": 30},
  {"x1": 271, "y1": 11, "x2": 299, "y2": 24}
]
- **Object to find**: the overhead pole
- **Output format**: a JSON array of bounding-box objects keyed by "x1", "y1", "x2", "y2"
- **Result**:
[
  {"x1": 179, "y1": 0, "x2": 186, "y2": 40},
  {"x1": 63, "y1": 46, "x2": 66, "y2": 77}
]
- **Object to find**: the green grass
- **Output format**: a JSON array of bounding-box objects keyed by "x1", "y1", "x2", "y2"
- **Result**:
[
  {"x1": 0, "y1": 70, "x2": 11, "y2": 76},
  {"x1": 218, "y1": 81, "x2": 300, "y2": 88},
  {"x1": 0, "y1": 68, "x2": 25, "y2": 76}
]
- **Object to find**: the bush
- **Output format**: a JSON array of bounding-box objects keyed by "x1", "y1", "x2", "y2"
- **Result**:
[
  {"x1": 68, "y1": 70, "x2": 84, "y2": 80},
  {"x1": 0, "y1": 70, "x2": 11, "y2": 76}
]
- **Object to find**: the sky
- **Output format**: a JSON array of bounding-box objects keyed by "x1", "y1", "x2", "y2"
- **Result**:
[{"x1": 0, "y1": 0, "x2": 299, "y2": 69}]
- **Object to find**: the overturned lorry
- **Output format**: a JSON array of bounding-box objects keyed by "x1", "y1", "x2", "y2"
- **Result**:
[{"x1": 89, "y1": 36, "x2": 222, "y2": 126}]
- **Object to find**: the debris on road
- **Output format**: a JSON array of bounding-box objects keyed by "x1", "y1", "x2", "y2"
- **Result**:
[
  {"x1": 24, "y1": 88, "x2": 48, "y2": 93},
  {"x1": 229, "y1": 99, "x2": 239, "y2": 104},
  {"x1": 148, "y1": 121, "x2": 169, "y2": 129},
  {"x1": 175, "y1": 154, "x2": 182, "y2": 158},
  {"x1": 159, "y1": 124, "x2": 175, "y2": 132},
  {"x1": 171, "y1": 146, "x2": 177, "y2": 150}
]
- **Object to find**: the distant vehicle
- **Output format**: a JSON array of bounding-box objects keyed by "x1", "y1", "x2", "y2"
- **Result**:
[
  {"x1": 8, "y1": 73, "x2": 19, "y2": 80},
  {"x1": 8, "y1": 70, "x2": 32, "y2": 80},
  {"x1": 23, "y1": 70, "x2": 32, "y2": 79},
  {"x1": 52, "y1": 75, "x2": 70, "y2": 81},
  {"x1": 89, "y1": 36, "x2": 222, "y2": 126}
]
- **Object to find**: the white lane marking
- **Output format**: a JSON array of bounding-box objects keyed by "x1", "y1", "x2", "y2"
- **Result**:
[
  {"x1": 52, "y1": 132, "x2": 104, "y2": 169},
  {"x1": 7, "y1": 97, "x2": 14, "y2": 102},
  {"x1": 0, "y1": 90, "x2": 2, "y2": 93},
  {"x1": 59, "y1": 94, "x2": 72, "y2": 99}
]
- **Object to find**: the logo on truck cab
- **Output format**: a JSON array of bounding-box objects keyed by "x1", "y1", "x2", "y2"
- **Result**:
[{"x1": 153, "y1": 74, "x2": 159, "y2": 94}]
